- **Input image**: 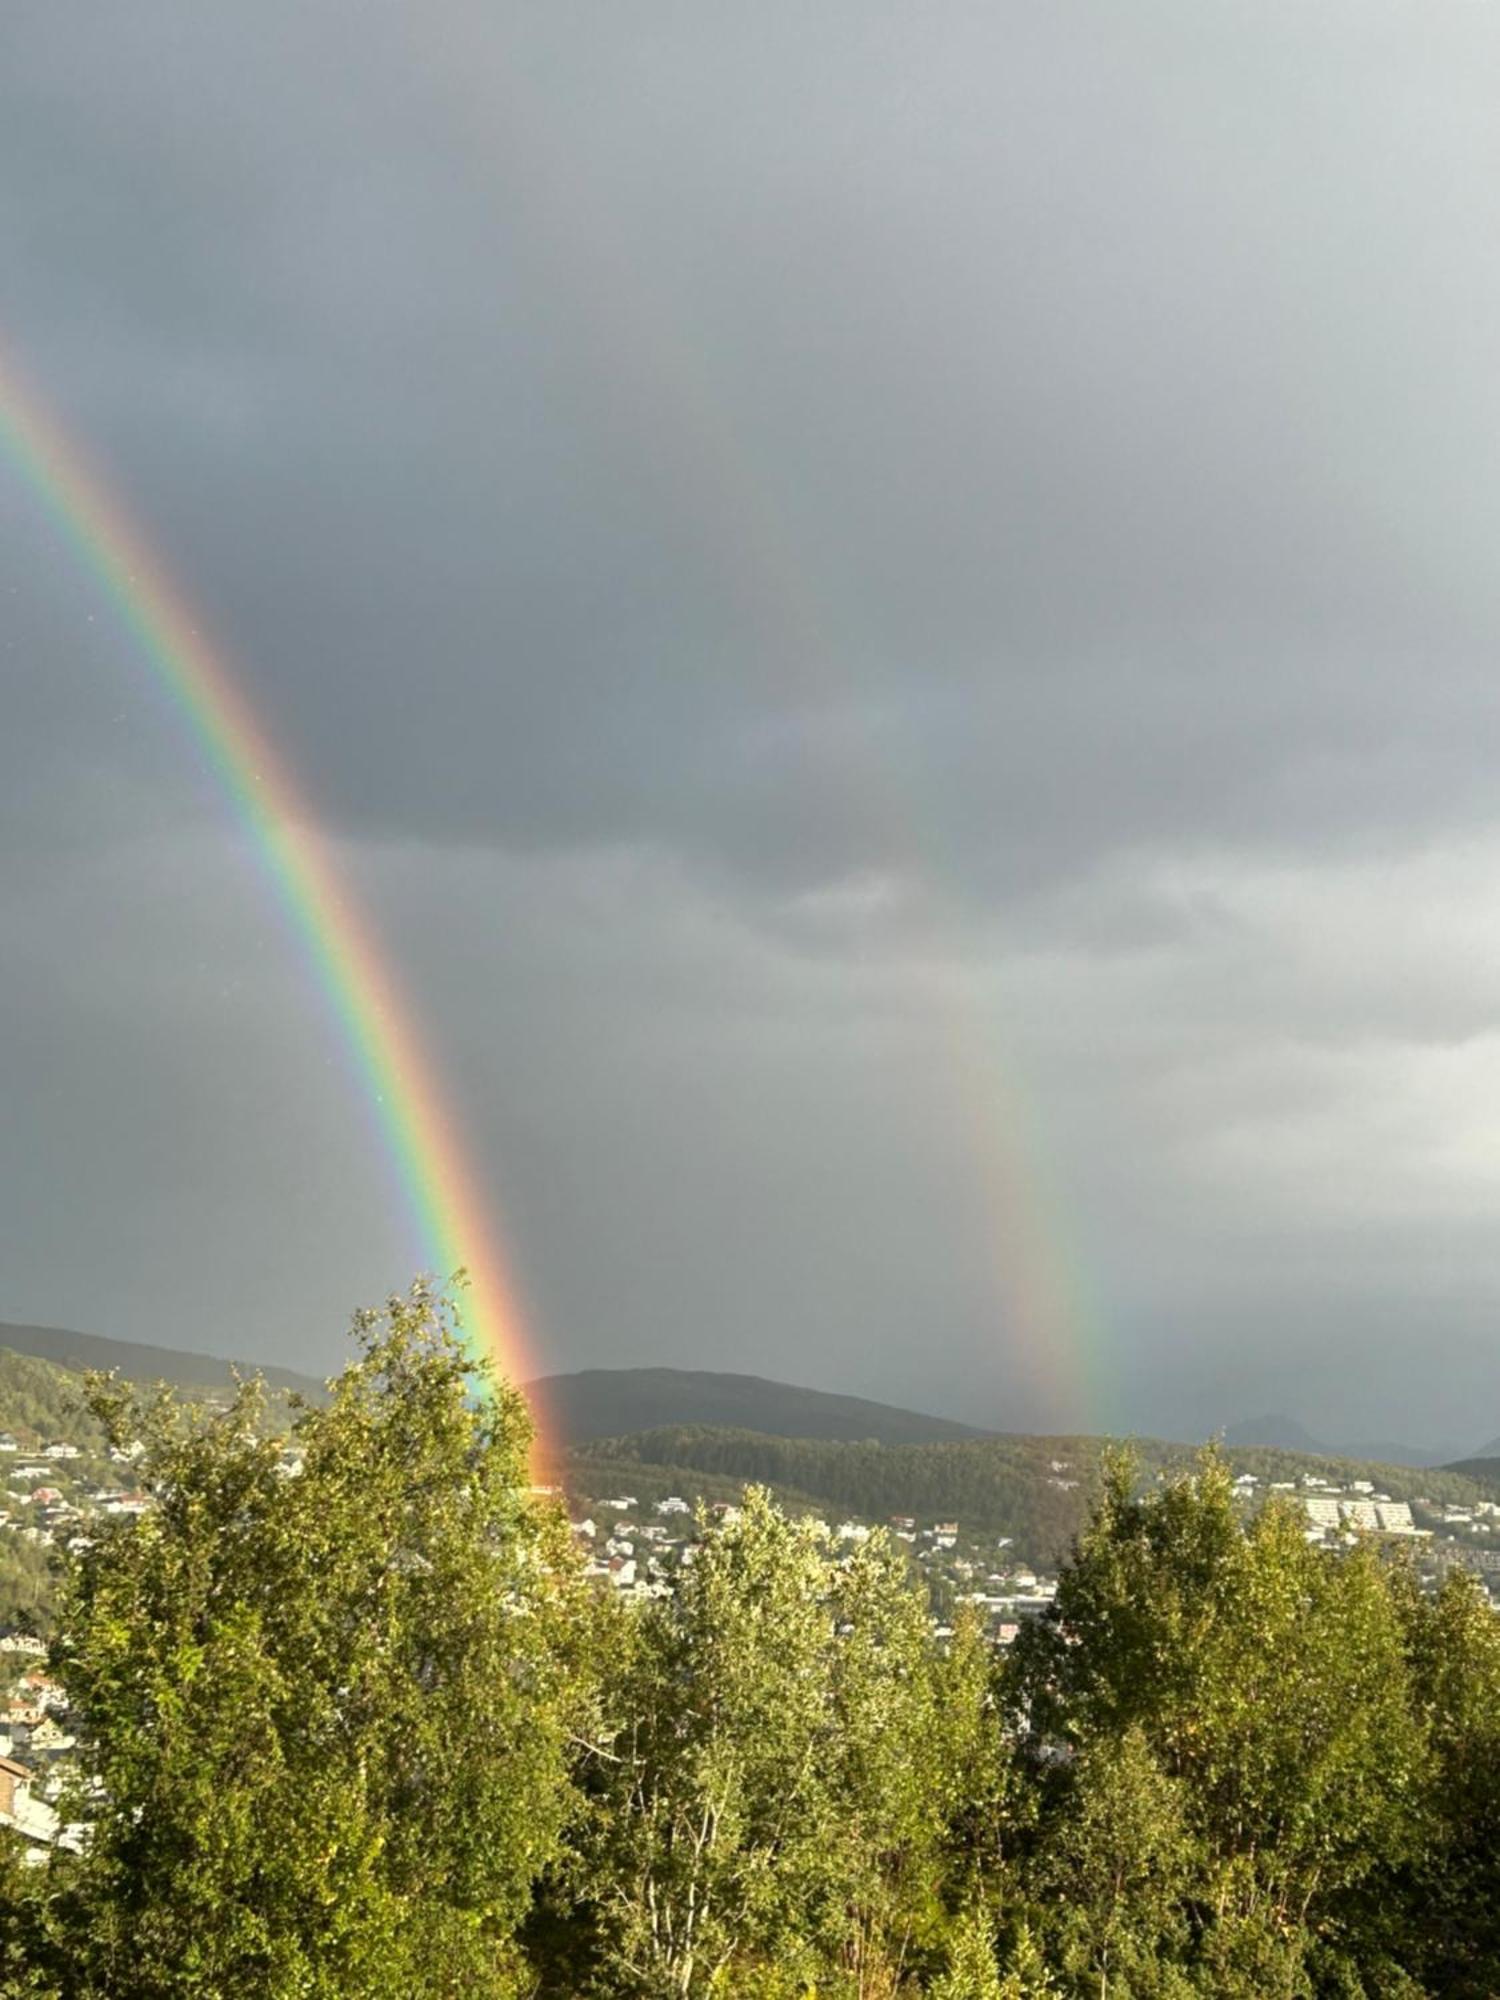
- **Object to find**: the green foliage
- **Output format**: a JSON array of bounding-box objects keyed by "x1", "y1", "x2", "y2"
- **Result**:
[
  {"x1": 8, "y1": 1284, "x2": 590, "y2": 2000},
  {"x1": 1373, "y1": 1567, "x2": 1500, "y2": 1996},
  {"x1": 4, "y1": 1316, "x2": 1500, "y2": 1997},
  {"x1": 0, "y1": 1537, "x2": 56, "y2": 1636},
  {"x1": 542, "y1": 1490, "x2": 996, "y2": 1997},
  {"x1": 1026, "y1": 1726, "x2": 1193, "y2": 1995},
  {"x1": 1004, "y1": 1450, "x2": 1437, "y2": 1996},
  {"x1": 931, "y1": 1907, "x2": 1006, "y2": 2000}
]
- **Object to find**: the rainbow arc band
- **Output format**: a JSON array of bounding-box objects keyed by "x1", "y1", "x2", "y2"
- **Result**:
[{"x1": 0, "y1": 352, "x2": 542, "y2": 1450}]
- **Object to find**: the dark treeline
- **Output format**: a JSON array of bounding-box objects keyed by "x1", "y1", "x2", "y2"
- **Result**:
[
  {"x1": 2, "y1": 1291, "x2": 1498, "y2": 1998},
  {"x1": 574, "y1": 1424, "x2": 1091, "y2": 1564}
]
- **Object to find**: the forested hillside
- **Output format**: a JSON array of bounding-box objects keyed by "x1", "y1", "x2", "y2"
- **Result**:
[
  {"x1": 1446, "y1": 1456, "x2": 1500, "y2": 1491},
  {"x1": 0, "y1": 1349, "x2": 109, "y2": 1453},
  {"x1": 4, "y1": 1334, "x2": 1492, "y2": 1615},
  {"x1": 573, "y1": 1424, "x2": 1494, "y2": 1565}
]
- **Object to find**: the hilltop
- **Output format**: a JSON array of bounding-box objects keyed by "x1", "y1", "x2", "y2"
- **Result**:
[
  {"x1": 1224, "y1": 1411, "x2": 1467, "y2": 1467},
  {"x1": 529, "y1": 1366, "x2": 991, "y2": 1448},
  {"x1": 0, "y1": 1320, "x2": 327, "y2": 1399}
]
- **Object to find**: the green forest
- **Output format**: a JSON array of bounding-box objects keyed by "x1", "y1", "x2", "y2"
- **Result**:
[
  {"x1": 569, "y1": 1422, "x2": 1493, "y2": 1567},
  {"x1": 3, "y1": 1292, "x2": 1500, "y2": 1998},
  {"x1": 0, "y1": 1352, "x2": 110, "y2": 1458}
]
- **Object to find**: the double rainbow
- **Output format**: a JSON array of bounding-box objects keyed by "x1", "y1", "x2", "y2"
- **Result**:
[{"x1": 0, "y1": 352, "x2": 540, "y2": 1427}]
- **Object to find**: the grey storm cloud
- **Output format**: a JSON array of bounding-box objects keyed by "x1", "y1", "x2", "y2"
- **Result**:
[{"x1": 8, "y1": 1, "x2": 1500, "y2": 1447}]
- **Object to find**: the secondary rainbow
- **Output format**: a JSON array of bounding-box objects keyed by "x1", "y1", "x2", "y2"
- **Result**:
[
  {"x1": 0, "y1": 351, "x2": 543, "y2": 1434},
  {"x1": 427, "y1": 44, "x2": 1112, "y2": 1429}
]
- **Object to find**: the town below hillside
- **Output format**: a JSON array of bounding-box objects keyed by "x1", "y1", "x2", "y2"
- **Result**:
[
  {"x1": 2, "y1": 1333, "x2": 1498, "y2": 1652},
  {"x1": 560, "y1": 1426, "x2": 1500, "y2": 1636}
]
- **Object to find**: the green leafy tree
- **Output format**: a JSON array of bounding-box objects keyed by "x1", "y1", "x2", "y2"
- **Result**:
[
  {"x1": 1007, "y1": 1450, "x2": 1427, "y2": 1994},
  {"x1": 1377, "y1": 1565, "x2": 1500, "y2": 1996},
  {"x1": 931, "y1": 1906, "x2": 1007, "y2": 2000},
  {"x1": 553, "y1": 1489, "x2": 988, "y2": 1997},
  {"x1": 14, "y1": 1282, "x2": 590, "y2": 2000},
  {"x1": 1027, "y1": 1726, "x2": 1194, "y2": 1998}
]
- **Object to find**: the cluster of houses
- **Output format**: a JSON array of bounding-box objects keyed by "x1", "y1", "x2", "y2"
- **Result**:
[
  {"x1": 1221, "y1": 1468, "x2": 1500, "y2": 1603},
  {"x1": 0, "y1": 1430, "x2": 150, "y2": 1552},
  {"x1": 570, "y1": 1492, "x2": 758, "y2": 1601},
  {"x1": 0, "y1": 1431, "x2": 156, "y2": 1858},
  {"x1": 0, "y1": 1632, "x2": 81, "y2": 1855},
  {"x1": 1251, "y1": 1470, "x2": 1426, "y2": 1543},
  {"x1": 567, "y1": 1493, "x2": 1060, "y2": 1647}
]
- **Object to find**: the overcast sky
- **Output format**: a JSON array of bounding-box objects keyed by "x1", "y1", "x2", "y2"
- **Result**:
[{"x1": 8, "y1": 2, "x2": 1500, "y2": 1449}]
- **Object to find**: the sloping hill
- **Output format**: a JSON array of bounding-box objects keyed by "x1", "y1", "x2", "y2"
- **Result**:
[
  {"x1": 569, "y1": 1425, "x2": 1500, "y2": 1567},
  {"x1": 1446, "y1": 1457, "x2": 1500, "y2": 1489},
  {"x1": 571, "y1": 1425, "x2": 1088, "y2": 1560},
  {"x1": 530, "y1": 1367, "x2": 991, "y2": 1448},
  {"x1": 0, "y1": 1345, "x2": 111, "y2": 1451},
  {"x1": 0, "y1": 1320, "x2": 327, "y2": 1398},
  {"x1": 1224, "y1": 1413, "x2": 1464, "y2": 1467}
]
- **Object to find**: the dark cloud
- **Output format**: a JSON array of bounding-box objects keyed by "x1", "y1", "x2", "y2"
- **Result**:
[{"x1": 7, "y1": 3, "x2": 1500, "y2": 1443}]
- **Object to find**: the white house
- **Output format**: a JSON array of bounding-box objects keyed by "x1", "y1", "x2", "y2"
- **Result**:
[{"x1": 0, "y1": 1759, "x2": 58, "y2": 1852}]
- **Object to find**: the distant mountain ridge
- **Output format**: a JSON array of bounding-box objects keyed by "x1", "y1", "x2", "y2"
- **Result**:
[
  {"x1": 1222, "y1": 1414, "x2": 1326, "y2": 1454},
  {"x1": 4, "y1": 1328, "x2": 1492, "y2": 1466},
  {"x1": 0, "y1": 1320, "x2": 327, "y2": 1398},
  {"x1": 528, "y1": 1367, "x2": 992, "y2": 1448},
  {"x1": 1223, "y1": 1412, "x2": 1467, "y2": 1469}
]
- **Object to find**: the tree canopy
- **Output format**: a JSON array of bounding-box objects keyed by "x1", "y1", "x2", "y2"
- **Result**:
[{"x1": 2, "y1": 1300, "x2": 1497, "y2": 1998}]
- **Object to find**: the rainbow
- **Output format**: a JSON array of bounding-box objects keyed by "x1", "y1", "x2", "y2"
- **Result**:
[
  {"x1": 0, "y1": 349, "x2": 544, "y2": 1443},
  {"x1": 423, "y1": 42, "x2": 1112, "y2": 1432}
]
